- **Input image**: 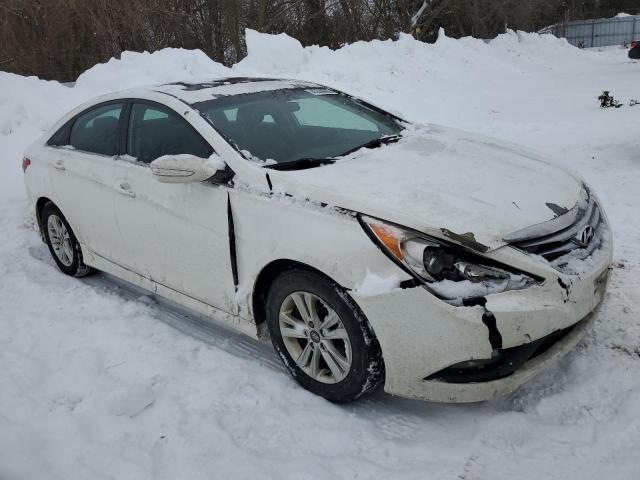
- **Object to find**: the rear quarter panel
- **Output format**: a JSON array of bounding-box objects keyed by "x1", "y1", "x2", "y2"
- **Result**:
[{"x1": 23, "y1": 141, "x2": 59, "y2": 227}]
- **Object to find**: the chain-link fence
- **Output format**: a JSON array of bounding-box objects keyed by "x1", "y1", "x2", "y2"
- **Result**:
[{"x1": 540, "y1": 15, "x2": 640, "y2": 48}]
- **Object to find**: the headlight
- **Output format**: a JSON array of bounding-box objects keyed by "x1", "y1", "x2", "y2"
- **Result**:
[{"x1": 359, "y1": 215, "x2": 539, "y2": 303}]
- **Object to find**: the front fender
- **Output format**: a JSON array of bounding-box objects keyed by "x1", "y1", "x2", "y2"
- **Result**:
[{"x1": 229, "y1": 188, "x2": 411, "y2": 319}]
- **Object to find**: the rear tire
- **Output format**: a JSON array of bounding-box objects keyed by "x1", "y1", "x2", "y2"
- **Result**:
[
  {"x1": 265, "y1": 268, "x2": 384, "y2": 403},
  {"x1": 41, "y1": 203, "x2": 94, "y2": 277}
]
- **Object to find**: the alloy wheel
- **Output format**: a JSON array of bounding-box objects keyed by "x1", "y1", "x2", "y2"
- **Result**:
[
  {"x1": 278, "y1": 291, "x2": 352, "y2": 384},
  {"x1": 47, "y1": 214, "x2": 73, "y2": 267}
]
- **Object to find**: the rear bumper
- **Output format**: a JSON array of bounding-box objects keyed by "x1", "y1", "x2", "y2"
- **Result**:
[{"x1": 350, "y1": 241, "x2": 611, "y2": 403}]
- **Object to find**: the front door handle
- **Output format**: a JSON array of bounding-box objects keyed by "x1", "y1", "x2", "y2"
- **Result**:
[
  {"x1": 53, "y1": 160, "x2": 66, "y2": 171},
  {"x1": 115, "y1": 182, "x2": 136, "y2": 198}
]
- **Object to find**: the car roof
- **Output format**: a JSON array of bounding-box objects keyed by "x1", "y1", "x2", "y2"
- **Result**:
[{"x1": 150, "y1": 77, "x2": 327, "y2": 105}]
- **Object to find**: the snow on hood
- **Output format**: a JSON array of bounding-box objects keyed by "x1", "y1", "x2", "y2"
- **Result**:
[{"x1": 272, "y1": 124, "x2": 583, "y2": 251}]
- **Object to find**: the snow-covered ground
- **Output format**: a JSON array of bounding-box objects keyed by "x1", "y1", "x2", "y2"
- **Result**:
[{"x1": 1, "y1": 30, "x2": 639, "y2": 479}]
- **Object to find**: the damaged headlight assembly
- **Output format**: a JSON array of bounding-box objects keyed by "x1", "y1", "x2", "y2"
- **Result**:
[{"x1": 359, "y1": 215, "x2": 540, "y2": 304}]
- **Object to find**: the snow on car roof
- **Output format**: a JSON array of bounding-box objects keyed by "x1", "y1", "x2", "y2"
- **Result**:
[{"x1": 154, "y1": 77, "x2": 323, "y2": 104}]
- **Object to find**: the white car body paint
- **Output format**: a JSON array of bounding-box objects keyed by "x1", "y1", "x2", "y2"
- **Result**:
[
  {"x1": 45, "y1": 134, "x2": 123, "y2": 262},
  {"x1": 113, "y1": 159, "x2": 237, "y2": 313},
  {"x1": 23, "y1": 80, "x2": 613, "y2": 403}
]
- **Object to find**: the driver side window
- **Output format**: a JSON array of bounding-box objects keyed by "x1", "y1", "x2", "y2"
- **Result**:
[{"x1": 127, "y1": 103, "x2": 213, "y2": 163}]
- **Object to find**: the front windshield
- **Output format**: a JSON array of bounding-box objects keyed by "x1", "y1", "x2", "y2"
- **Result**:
[{"x1": 193, "y1": 88, "x2": 403, "y2": 164}]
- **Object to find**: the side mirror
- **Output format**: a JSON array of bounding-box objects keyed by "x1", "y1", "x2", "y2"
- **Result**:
[{"x1": 150, "y1": 155, "x2": 220, "y2": 183}]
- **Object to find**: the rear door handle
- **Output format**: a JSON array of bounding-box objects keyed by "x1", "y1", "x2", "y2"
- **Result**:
[
  {"x1": 115, "y1": 182, "x2": 136, "y2": 198},
  {"x1": 53, "y1": 160, "x2": 66, "y2": 171}
]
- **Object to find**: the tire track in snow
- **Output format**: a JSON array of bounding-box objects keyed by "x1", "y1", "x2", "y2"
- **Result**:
[
  {"x1": 28, "y1": 242, "x2": 437, "y2": 428},
  {"x1": 28, "y1": 244, "x2": 283, "y2": 372}
]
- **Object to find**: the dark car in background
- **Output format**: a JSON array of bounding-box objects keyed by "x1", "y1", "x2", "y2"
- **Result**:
[{"x1": 629, "y1": 41, "x2": 640, "y2": 59}]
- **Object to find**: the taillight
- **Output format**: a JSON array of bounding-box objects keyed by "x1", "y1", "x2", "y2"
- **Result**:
[
  {"x1": 632, "y1": 41, "x2": 638, "y2": 49},
  {"x1": 22, "y1": 157, "x2": 31, "y2": 172}
]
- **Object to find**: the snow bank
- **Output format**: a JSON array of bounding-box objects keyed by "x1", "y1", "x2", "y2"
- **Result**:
[
  {"x1": 0, "y1": 28, "x2": 586, "y2": 141},
  {"x1": 232, "y1": 29, "x2": 588, "y2": 124},
  {"x1": 75, "y1": 48, "x2": 232, "y2": 93},
  {"x1": 238, "y1": 29, "x2": 307, "y2": 73},
  {"x1": 1, "y1": 29, "x2": 640, "y2": 480},
  {"x1": 0, "y1": 72, "x2": 76, "y2": 135}
]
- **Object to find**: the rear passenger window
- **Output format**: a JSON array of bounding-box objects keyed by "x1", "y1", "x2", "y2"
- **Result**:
[
  {"x1": 127, "y1": 103, "x2": 213, "y2": 163},
  {"x1": 69, "y1": 103, "x2": 123, "y2": 156},
  {"x1": 47, "y1": 122, "x2": 71, "y2": 146}
]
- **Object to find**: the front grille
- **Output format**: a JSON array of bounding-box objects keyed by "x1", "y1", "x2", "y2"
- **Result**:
[{"x1": 505, "y1": 188, "x2": 603, "y2": 262}]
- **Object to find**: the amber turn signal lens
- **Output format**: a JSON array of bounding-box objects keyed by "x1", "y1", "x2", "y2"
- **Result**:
[{"x1": 370, "y1": 224, "x2": 403, "y2": 260}]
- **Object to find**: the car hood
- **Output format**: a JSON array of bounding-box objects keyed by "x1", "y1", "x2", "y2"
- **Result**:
[{"x1": 269, "y1": 124, "x2": 583, "y2": 252}]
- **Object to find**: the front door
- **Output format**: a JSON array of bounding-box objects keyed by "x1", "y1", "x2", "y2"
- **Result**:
[{"x1": 113, "y1": 101, "x2": 237, "y2": 313}]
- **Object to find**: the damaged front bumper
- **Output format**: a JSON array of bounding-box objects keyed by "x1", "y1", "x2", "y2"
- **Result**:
[{"x1": 349, "y1": 237, "x2": 612, "y2": 403}]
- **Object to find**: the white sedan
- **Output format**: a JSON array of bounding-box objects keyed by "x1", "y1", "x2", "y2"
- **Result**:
[{"x1": 23, "y1": 78, "x2": 612, "y2": 403}]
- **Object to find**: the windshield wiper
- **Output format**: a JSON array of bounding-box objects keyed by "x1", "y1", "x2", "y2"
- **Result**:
[
  {"x1": 264, "y1": 134, "x2": 401, "y2": 171},
  {"x1": 265, "y1": 158, "x2": 336, "y2": 171},
  {"x1": 337, "y1": 134, "x2": 402, "y2": 157}
]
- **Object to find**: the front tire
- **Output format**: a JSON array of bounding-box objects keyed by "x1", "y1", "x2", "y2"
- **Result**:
[
  {"x1": 42, "y1": 203, "x2": 94, "y2": 277},
  {"x1": 265, "y1": 268, "x2": 384, "y2": 403}
]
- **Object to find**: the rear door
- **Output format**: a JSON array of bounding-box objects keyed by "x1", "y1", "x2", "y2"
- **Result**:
[
  {"x1": 47, "y1": 101, "x2": 125, "y2": 265},
  {"x1": 113, "y1": 100, "x2": 237, "y2": 313}
]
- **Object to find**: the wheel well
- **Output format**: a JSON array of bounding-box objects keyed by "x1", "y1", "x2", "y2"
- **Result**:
[
  {"x1": 252, "y1": 259, "x2": 341, "y2": 326},
  {"x1": 35, "y1": 197, "x2": 54, "y2": 238}
]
